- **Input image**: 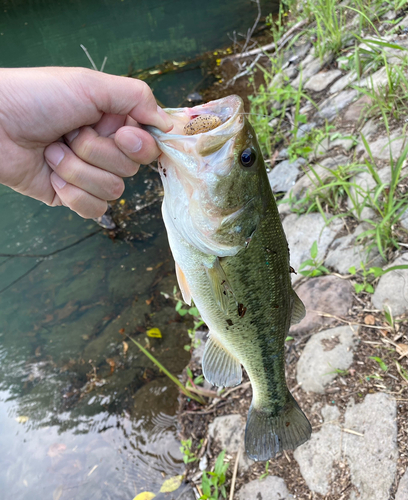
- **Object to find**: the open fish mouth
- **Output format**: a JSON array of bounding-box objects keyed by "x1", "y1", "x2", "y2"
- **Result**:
[{"x1": 146, "y1": 95, "x2": 245, "y2": 156}]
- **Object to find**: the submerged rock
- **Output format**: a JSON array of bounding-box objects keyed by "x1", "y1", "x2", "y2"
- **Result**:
[{"x1": 296, "y1": 325, "x2": 357, "y2": 393}]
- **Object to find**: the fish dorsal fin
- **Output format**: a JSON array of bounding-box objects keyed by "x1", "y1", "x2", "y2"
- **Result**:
[
  {"x1": 291, "y1": 290, "x2": 306, "y2": 325},
  {"x1": 175, "y1": 263, "x2": 192, "y2": 306},
  {"x1": 204, "y1": 257, "x2": 232, "y2": 314},
  {"x1": 202, "y1": 336, "x2": 242, "y2": 388}
]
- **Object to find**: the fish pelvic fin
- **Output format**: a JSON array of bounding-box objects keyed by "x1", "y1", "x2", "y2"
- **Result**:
[
  {"x1": 291, "y1": 289, "x2": 306, "y2": 325},
  {"x1": 202, "y1": 336, "x2": 242, "y2": 387},
  {"x1": 204, "y1": 257, "x2": 232, "y2": 314},
  {"x1": 245, "y1": 392, "x2": 312, "y2": 461},
  {"x1": 175, "y1": 263, "x2": 192, "y2": 306}
]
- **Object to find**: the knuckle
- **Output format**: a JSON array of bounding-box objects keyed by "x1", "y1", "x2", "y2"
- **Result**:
[{"x1": 109, "y1": 176, "x2": 125, "y2": 199}]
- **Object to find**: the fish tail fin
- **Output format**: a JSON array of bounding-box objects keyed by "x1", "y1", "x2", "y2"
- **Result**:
[{"x1": 245, "y1": 392, "x2": 312, "y2": 461}]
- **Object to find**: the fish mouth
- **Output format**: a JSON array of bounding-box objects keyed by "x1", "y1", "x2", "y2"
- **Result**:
[{"x1": 146, "y1": 95, "x2": 245, "y2": 154}]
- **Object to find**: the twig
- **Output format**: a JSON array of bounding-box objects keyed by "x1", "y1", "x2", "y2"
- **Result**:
[
  {"x1": 229, "y1": 447, "x2": 241, "y2": 500},
  {"x1": 309, "y1": 310, "x2": 393, "y2": 331},
  {"x1": 224, "y1": 19, "x2": 308, "y2": 61},
  {"x1": 80, "y1": 44, "x2": 98, "y2": 71},
  {"x1": 341, "y1": 428, "x2": 364, "y2": 437},
  {"x1": 240, "y1": 0, "x2": 262, "y2": 55},
  {"x1": 100, "y1": 56, "x2": 108, "y2": 72}
]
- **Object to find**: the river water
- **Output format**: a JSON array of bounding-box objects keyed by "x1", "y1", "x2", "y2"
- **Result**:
[{"x1": 0, "y1": 1, "x2": 277, "y2": 498}]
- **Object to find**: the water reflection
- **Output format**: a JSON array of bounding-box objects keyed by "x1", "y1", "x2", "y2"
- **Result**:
[{"x1": 0, "y1": 168, "x2": 192, "y2": 497}]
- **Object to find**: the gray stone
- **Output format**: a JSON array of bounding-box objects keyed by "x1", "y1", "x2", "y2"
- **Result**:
[
  {"x1": 290, "y1": 275, "x2": 354, "y2": 336},
  {"x1": 296, "y1": 122, "x2": 317, "y2": 139},
  {"x1": 283, "y1": 213, "x2": 343, "y2": 283},
  {"x1": 359, "y1": 117, "x2": 379, "y2": 138},
  {"x1": 357, "y1": 67, "x2": 389, "y2": 90},
  {"x1": 316, "y1": 89, "x2": 358, "y2": 121},
  {"x1": 294, "y1": 405, "x2": 342, "y2": 495},
  {"x1": 396, "y1": 468, "x2": 408, "y2": 500},
  {"x1": 343, "y1": 95, "x2": 373, "y2": 123},
  {"x1": 396, "y1": 15, "x2": 408, "y2": 29},
  {"x1": 358, "y1": 128, "x2": 408, "y2": 160},
  {"x1": 291, "y1": 52, "x2": 333, "y2": 89},
  {"x1": 296, "y1": 325, "x2": 357, "y2": 393},
  {"x1": 304, "y1": 69, "x2": 342, "y2": 92},
  {"x1": 283, "y1": 212, "x2": 343, "y2": 283},
  {"x1": 313, "y1": 134, "x2": 355, "y2": 156},
  {"x1": 208, "y1": 414, "x2": 253, "y2": 471},
  {"x1": 283, "y1": 65, "x2": 298, "y2": 80},
  {"x1": 289, "y1": 154, "x2": 350, "y2": 203},
  {"x1": 347, "y1": 165, "x2": 394, "y2": 220},
  {"x1": 344, "y1": 393, "x2": 398, "y2": 500},
  {"x1": 295, "y1": 394, "x2": 398, "y2": 499},
  {"x1": 277, "y1": 148, "x2": 289, "y2": 160},
  {"x1": 401, "y1": 207, "x2": 408, "y2": 230},
  {"x1": 237, "y1": 475, "x2": 294, "y2": 500},
  {"x1": 371, "y1": 253, "x2": 408, "y2": 316},
  {"x1": 329, "y1": 70, "x2": 358, "y2": 94},
  {"x1": 325, "y1": 223, "x2": 384, "y2": 274},
  {"x1": 268, "y1": 158, "x2": 306, "y2": 193}
]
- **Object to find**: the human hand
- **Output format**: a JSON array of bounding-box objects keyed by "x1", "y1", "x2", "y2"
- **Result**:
[{"x1": 0, "y1": 67, "x2": 173, "y2": 218}]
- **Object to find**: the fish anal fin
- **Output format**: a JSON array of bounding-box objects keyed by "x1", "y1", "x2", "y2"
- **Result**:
[
  {"x1": 245, "y1": 392, "x2": 312, "y2": 461},
  {"x1": 175, "y1": 263, "x2": 192, "y2": 306},
  {"x1": 202, "y1": 336, "x2": 242, "y2": 388},
  {"x1": 204, "y1": 257, "x2": 232, "y2": 314},
  {"x1": 291, "y1": 290, "x2": 306, "y2": 325}
]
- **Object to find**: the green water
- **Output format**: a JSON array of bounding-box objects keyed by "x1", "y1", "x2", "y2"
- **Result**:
[{"x1": 0, "y1": 0, "x2": 278, "y2": 498}]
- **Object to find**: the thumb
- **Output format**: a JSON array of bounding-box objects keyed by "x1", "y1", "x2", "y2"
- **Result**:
[{"x1": 80, "y1": 70, "x2": 173, "y2": 132}]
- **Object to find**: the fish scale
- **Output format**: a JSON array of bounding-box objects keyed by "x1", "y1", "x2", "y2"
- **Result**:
[{"x1": 147, "y1": 95, "x2": 312, "y2": 461}]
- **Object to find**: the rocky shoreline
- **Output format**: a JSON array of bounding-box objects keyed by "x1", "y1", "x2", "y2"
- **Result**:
[{"x1": 175, "y1": 3, "x2": 408, "y2": 500}]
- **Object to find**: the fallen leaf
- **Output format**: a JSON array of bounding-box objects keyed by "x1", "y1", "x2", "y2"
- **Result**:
[
  {"x1": 364, "y1": 314, "x2": 376, "y2": 325},
  {"x1": 145, "y1": 296, "x2": 154, "y2": 305},
  {"x1": 106, "y1": 358, "x2": 116, "y2": 374},
  {"x1": 119, "y1": 199, "x2": 126, "y2": 206},
  {"x1": 147, "y1": 328, "x2": 162, "y2": 338},
  {"x1": 15, "y1": 416, "x2": 29, "y2": 424},
  {"x1": 159, "y1": 475, "x2": 183, "y2": 493},
  {"x1": 133, "y1": 493, "x2": 155, "y2": 500},
  {"x1": 146, "y1": 267, "x2": 153, "y2": 271},
  {"x1": 396, "y1": 344, "x2": 408, "y2": 358},
  {"x1": 123, "y1": 341, "x2": 128, "y2": 355},
  {"x1": 48, "y1": 443, "x2": 67, "y2": 458},
  {"x1": 118, "y1": 328, "x2": 125, "y2": 334}
]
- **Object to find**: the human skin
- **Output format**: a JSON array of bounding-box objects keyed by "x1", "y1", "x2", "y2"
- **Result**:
[{"x1": 0, "y1": 67, "x2": 173, "y2": 218}]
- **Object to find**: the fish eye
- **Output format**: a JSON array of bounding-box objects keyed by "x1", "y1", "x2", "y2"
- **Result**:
[{"x1": 240, "y1": 148, "x2": 256, "y2": 168}]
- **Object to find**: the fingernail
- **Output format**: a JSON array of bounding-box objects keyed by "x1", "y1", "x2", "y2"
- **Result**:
[
  {"x1": 45, "y1": 143, "x2": 65, "y2": 166},
  {"x1": 118, "y1": 130, "x2": 143, "y2": 153},
  {"x1": 157, "y1": 105, "x2": 174, "y2": 132},
  {"x1": 65, "y1": 129, "x2": 80, "y2": 142},
  {"x1": 51, "y1": 172, "x2": 67, "y2": 190}
]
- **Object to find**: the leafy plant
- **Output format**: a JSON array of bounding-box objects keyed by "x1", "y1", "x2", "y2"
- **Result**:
[
  {"x1": 298, "y1": 241, "x2": 330, "y2": 277},
  {"x1": 349, "y1": 262, "x2": 408, "y2": 294},
  {"x1": 127, "y1": 336, "x2": 205, "y2": 404},
  {"x1": 369, "y1": 356, "x2": 388, "y2": 371},
  {"x1": 200, "y1": 450, "x2": 229, "y2": 500},
  {"x1": 180, "y1": 438, "x2": 198, "y2": 464},
  {"x1": 259, "y1": 460, "x2": 270, "y2": 480}
]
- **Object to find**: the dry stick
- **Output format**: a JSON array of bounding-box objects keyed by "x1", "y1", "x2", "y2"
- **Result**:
[
  {"x1": 229, "y1": 447, "x2": 241, "y2": 500},
  {"x1": 224, "y1": 19, "x2": 308, "y2": 61},
  {"x1": 309, "y1": 310, "x2": 393, "y2": 331}
]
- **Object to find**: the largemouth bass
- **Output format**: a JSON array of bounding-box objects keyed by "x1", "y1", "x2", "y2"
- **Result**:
[{"x1": 147, "y1": 95, "x2": 312, "y2": 461}]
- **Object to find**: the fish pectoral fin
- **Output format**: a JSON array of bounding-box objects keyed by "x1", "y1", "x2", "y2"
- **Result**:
[
  {"x1": 204, "y1": 257, "x2": 232, "y2": 314},
  {"x1": 290, "y1": 290, "x2": 306, "y2": 325},
  {"x1": 202, "y1": 336, "x2": 242, "y2": 388},
  {"x1": 175, "y1": 262, "x2": 192, "y2": 306},
  {"x1": 245, "y1": 392, "x2": 312, "y2": 461}
]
